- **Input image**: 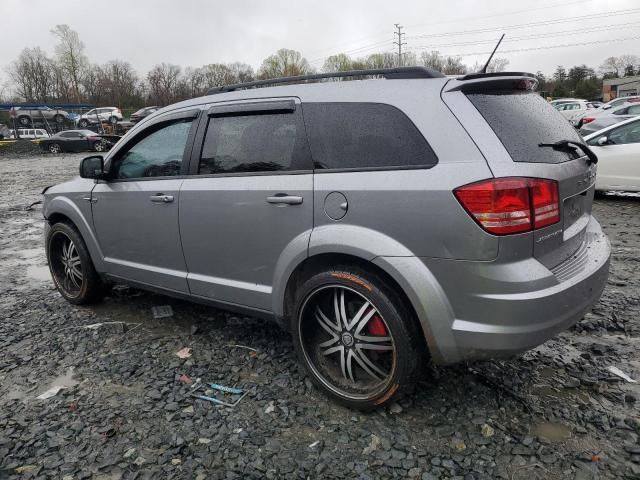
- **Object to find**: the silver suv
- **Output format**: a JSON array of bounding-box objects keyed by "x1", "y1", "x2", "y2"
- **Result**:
[{"x1": 42, "y1": 68, "x2": 611, "y2": 409}]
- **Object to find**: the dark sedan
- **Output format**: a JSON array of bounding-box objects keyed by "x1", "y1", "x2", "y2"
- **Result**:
[
  {"x1": 40, "y1": 130, "x2": 114, "y2": 154},
  {"x1": 130, "y1": 106, "x2": 160, "y2": 123}
]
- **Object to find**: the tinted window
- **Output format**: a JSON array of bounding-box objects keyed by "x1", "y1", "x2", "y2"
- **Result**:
[
  {"x1": 112, "y1": 119, "x2": 194, "y2": 179},
  {"x1": 198, "y1": 112, "x2": 311, "y2": 174},
  {"x1": 468, "y1": 92, "x2": 584, "y2": 164},
  {"x1": 302, "y1": 102, "x2": 437, "y2": 170}
]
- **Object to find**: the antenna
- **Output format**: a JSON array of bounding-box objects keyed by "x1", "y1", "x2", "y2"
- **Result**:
[{"x1": 480, "y1": 34, "x2": 505, "y2": 73}]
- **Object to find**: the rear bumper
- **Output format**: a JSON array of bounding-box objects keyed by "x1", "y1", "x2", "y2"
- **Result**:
[
  {"x1": 442, "y1": 217, "x2": 609, "y2": 362},
  {"x1": 380, "y1": 216, "x2": 610, "y2": 364}
]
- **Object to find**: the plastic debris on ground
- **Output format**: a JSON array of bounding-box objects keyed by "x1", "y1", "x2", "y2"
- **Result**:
[
  {"x1": 606, "y1": 365, "x2": 637, "y2": 383},
  {"x1": 36, "y1": 386, "x2": 65, "y2": 400},
  {"x1": 152, "y1": 305, "x2": 174, "y2": 319},
  {"x1": 175, "y1": 347, "x2": 192, "y2": 359},
  {"x1": 190, "y1": 379, "x2": 249, "y2": 408}
]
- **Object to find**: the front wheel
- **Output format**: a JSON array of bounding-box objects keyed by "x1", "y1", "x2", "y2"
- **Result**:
[
  {"x1": 291, "y1": 266, "x2": 423, "y2": 409},
  {"x1": 78, "y1": 119, "x2": 89, "y2": 128},
  {"x1": 46, "y1": 222, "x2": 104, "y2": 304},
  {"x1": 48, "y1": 143, "x2": 62, "y2": 154},
  {"x1": 93, "y1": 141, "x2": 105, "y2": 152},
  {"x1": 54, "y1": 114, "x2": 65, "y2": 124},
  {"x1": 108, "y1": 116, "x2": 118, "y2": 125}
]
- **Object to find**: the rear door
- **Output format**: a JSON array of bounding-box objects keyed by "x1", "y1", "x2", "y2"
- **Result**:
[
  {"x1": 179, "y1": 98, "x2": 314, "y2": 311},
  {"x1": 443, "y1": 77, "x2": 597, "y2": 269},
  {"x1": 91, "y1": 108, "x2": 200, "y2": 292}
]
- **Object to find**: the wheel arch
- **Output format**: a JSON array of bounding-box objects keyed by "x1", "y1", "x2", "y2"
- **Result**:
[{"x1": 44, "y1": 197, "x2": 105, "y2": 271}]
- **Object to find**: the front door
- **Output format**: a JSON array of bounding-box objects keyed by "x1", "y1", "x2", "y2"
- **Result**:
[
  {"x1": 593, "y1": 120, "x2": 640, "y2": 190},
  {"x1": 91, "y1": 110, "x2": 199, "y2": 292},
  {"x1": 179, "y1": 99, "x2": 313, "y2": 311}
]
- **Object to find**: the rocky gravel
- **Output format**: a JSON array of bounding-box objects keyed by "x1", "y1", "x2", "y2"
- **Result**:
[{"x1": 1, "y1": 151, "x2": 639, "y2": 479}]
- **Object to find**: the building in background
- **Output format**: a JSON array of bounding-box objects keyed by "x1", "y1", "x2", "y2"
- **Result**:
[{"x1": 602, "y1": 76, "x2": 640, "y2": 101}]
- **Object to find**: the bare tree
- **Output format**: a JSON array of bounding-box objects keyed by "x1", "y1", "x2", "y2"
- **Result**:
[
  {"x1": 50, "y1": 25, "x2": 87, "y2": 102},
  {"x1": 147, "y1": 63, "x2": 182, "y2": 105},
  {"x1": 599, "y1": 56, "x2": 624, "y2": 78},
  {"x1": 323, "y1": 53, "x2": 353, "y2": 73},
  {"x1": 258, "y1": 49, "x2": 313, "y2": 79},
  {"x1": 8, "y1": 47, "x2": 55, "y2": 102}
]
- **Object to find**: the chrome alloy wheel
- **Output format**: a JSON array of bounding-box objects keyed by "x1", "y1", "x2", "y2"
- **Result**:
[
  {"x1": 298, "y1": 285, "x2": 396, "y2": 400},
  {"x1": 50, "y1": 232, "x2": 83, "y2": 296}
]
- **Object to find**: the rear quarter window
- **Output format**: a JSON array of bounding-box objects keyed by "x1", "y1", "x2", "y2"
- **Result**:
[
  {"x1": 468, "y1": 92, "x2": 583, "y2": 164},
  {"x1": 302, "y1": 102, "x2": 437, "y2": 170}
]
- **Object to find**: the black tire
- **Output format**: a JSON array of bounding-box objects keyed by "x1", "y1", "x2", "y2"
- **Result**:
[
  {"x1": 108, "y1": 116, "x2": 118, "y2": 125},
  {"x1": 291, "y1": 265, "x2": 423, "y2": 410},
  {"x1": 18, "y1": 116, "x2": 31, "y2": 127},
  {"x1": 78, "y1": 119, "x2": 89, "y2": 128},
  {"x1": 54, "y1": 114, "x2": 65, "y2": 124},
  {"x1": 48, "y1": 143, "x2": 62, "y2": 154},
  {"x1": 93, "y1": 141, "x2": 105, "y2": 152},
  {"x1": 46, "y1": 222, "x2": 105, "y2": 305}
]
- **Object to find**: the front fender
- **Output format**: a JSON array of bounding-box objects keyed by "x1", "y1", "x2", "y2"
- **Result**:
[{"x1": 44, "y1": 195, "x2": 105, "y2": 271}]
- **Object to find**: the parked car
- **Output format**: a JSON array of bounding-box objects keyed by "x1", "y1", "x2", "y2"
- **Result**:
[
  {"x1": 0, "y1": 123, "x2": 10, "y2": 140},
  {"x1": 130, "y1": 106, "x2": 161, "y2": 123},
  {"x1": 77, "y1": 107, "x2": 123, "y2": 127},
  {"x1": 584, "y1": 116, "x2": 640, "y2": 192},
  {"x1": 42, "y1": 68, "x2": 610, "y2": 409},
  {"x1": 553, "y1": 100, "x2": 599, "y2": 125},
  {"x1": 10, "y1": 106, "x2": 69, "y2": 127},
  {"x1": 13, "y1": 128, "x2": 50, "y2": 139},
  {"x1": 573, "y1": 96, "x2": 640, "y2": 128},
  {"x1": 550, "y1": 97, "x2": 583, "y2": 106},
  {"x1": 40, "y1": 130, "x2": 111, "y2": 154},
  {"x1": 579, "y1": 102, "x2": 640, "y2": 136}
]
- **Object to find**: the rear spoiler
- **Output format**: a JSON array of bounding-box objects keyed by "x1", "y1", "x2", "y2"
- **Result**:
[{"x1": 444, "y1": 72, "x2": 538, "y2": 94}]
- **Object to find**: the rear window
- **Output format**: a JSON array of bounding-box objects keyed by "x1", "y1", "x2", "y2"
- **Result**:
[
  {"x1": 302, "y1": 102, "x2": 437, "y2": 170},
  {"x1": 468, "y1": 92, "x2": 583, "y2": 164}
]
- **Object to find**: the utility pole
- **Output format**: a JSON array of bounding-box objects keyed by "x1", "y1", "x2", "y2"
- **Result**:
[{"x1": 393, "y1": 24, "x2": 406, "y2": 67}]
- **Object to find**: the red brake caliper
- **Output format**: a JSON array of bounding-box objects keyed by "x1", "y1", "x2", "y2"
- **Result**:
[{"x1": 367, "y1": 314, "x2": 387, "y2": 336}]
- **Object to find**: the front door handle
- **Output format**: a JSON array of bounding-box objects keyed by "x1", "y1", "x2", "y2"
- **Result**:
[
  {"x1": 150, "y1": 194, "x2": 174, "y2": 203},
  {"x1": 266, "y1": 195, "x2": 303, "y2": 205}
]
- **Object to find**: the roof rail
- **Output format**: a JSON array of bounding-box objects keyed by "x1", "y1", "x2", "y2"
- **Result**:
[
  {"x1": 206, "y1": 66, "x2": 445, "y2": 95},
  {"x1": 457, "y1": 71, "x2": 536, "y2": 81}
]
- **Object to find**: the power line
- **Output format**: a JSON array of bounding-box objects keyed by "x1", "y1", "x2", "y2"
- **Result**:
[
  {"x1": 409, "y1": 8, "x2": 640, "y2": 39},
  {"x1": 393, "y1": 24, "x2": 407, "y2": 66},
  {"x1": 439, "y1": 35, "x2": 640, "y2": 58},
  {"x1": 411, "y1": 20, "x2": 640, "y2": 50}
]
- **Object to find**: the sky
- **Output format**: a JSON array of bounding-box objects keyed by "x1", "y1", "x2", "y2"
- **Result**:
[{"x1": 1, "y1": 0, "x2": 639, "y2": 86}]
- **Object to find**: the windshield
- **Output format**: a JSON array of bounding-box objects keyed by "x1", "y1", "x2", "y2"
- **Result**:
[{"x1": 468, "y1": 91, "x2": 583, "y2": 164}]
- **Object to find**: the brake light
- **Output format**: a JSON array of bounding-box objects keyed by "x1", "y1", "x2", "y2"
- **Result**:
[
  {"x1": 454, "y1": 178, "x2": 560, "y2": 235},
  {"x1": 582, "y1": 117, "x2": 595, "y2": 124}
]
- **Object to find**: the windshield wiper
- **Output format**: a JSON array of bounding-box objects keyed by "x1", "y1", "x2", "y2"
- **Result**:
[{"x1": 538, "y1": 140, "x2": 598, "y2": 165}]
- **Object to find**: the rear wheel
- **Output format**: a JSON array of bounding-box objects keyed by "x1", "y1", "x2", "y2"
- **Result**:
[
  {"x1": 46, "y1": 222, "x2": 104, "y2": 304},
  {"x1": 18, "y1": 116, "x2": 30, "y2": 127},
  {"x1": 78, "y1": 119, "x2": 89, "y2": 128},
  {"x1": 54, "y1": 114, "x2": 65, "y2": 124},
  {"x1": 108, "y1": 116, "x2": 118, "y2": 125},
  {"x1": 291, "y1": 266, "x2": 423, "y2": 409},
  {"x1": 93, "y1": 141, "x2": 105, "y2": 152}
]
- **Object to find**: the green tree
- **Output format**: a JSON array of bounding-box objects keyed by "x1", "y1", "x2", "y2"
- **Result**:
[{"x1": 259, "y1": 49, "x2": 313, "y2": 79}]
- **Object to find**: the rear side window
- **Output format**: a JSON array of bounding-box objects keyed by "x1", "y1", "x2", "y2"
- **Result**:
[
  {"x1": 468, "y1": 92, "x2": 583, "y2": 164},
  {"x1": 302, "y1": 102, "x2": 437, "y2": 170},
  {"x1": 199, "y1": 112, "x2": 311, "y2": 174}
]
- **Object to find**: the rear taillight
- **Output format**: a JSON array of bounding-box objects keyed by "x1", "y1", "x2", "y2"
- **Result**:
[
  {"x1": 582, "y1": 117, "x2": 595, "y2": 124},
  {"x1": 454, "y1": 177, "x2": 560, "y2": 235}
]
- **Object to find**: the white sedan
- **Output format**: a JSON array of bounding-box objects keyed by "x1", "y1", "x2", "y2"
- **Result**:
[{"x1": 584, "y1": 116, "x2": 640, "y2": 192}]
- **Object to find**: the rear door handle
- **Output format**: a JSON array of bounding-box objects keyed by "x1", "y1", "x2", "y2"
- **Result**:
[
  {"x1": 150, "y1": 194, "x2": 174, "y2": 203},
  {"x1": 266, "y1": 195, "x2": 303, "y2": 205}
]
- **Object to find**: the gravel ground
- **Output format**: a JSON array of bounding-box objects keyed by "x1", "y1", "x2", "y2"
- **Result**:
[{"x1": 1, "y1": 151, "x2": 639, "y2": 480}]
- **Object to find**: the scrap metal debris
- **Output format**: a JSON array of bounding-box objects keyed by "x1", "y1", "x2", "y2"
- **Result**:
[{"x1": 152, "y1": 305, "x2": 174, "y2": 319}]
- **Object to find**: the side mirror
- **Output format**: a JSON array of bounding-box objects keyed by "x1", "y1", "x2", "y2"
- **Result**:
[
  {"x1": 602, "y1": 105, "x2": 612, "y2": 110},
  {"x1": 597, "y1": 136, "x2": 608, "y2": 146},
  {"x1": 79, "y1": 155, "x2": 105, "y2": 179}
]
